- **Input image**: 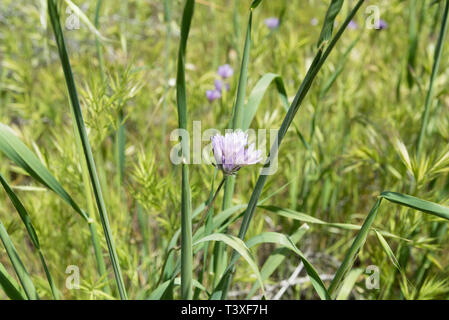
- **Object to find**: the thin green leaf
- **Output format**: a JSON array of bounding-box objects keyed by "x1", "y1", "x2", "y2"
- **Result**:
[
  {"x1": 194, "y1": 233, "x2": 266, "y2": 297},
  {"x1": 0, "y1": 219, "x2": 39, "y2": 300},
  {"x1": 47, "y1": 0, "x2": 127, "y2": 299},
  {"x1": 336, "y1": 268, "x2": 363, "y2": 300},
  {"x1": 245, "y1": 232, "x2": 330, "y2": 300},
  {"x1": 242, "y1": 73, "x2": 289, "y2": 131},
  {"x1": 0, "y1": 124, "x2": 88, "y2": 221},
  {"x1": 246, "y1": 224, "x2": 309, "y2": 299},
  {"x1": 176, "y1": 0, "x2": 195, "y2": 300},
  {"x1": 0, "y1": 262, "x2": 26, "y2": 300},
  {"x1": 317, "y1": 0, "x2": 344, "y2": 49},
  {"x1": 0, "y1": 173, "x2": 59, "y2": 299},
  {"x1": 381, "y1": 191, "x2": 449, "y2": 220}
]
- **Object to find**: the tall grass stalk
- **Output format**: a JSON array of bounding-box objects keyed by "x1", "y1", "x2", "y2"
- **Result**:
[
  {"x1": 0, "y1": 174, "x2": 58, "y2": 298},
  {"x1": 47, "y1": 0, "x2": 127, "y2": 299},
  {"x1": 416, "y1": 0, "x2": 449, "y2": 157},
  {"x1": 412, "y1": 0, "x2": 449, "y2": 298},
  {"x1": 176, "y1": 0, "x2": 195, "y2": 300},
  {"x1": 70, "y1": 106, "x2": 111, "y2": 295},
  {"x1": 161, "y1": 0, "x2": 172, "y2": 162}
]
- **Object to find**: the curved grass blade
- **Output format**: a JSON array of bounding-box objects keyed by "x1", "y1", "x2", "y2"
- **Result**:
[
  {"x1": 246, "y1": 224, "x2": 309, "y2": 299},
  {"x1": 0, "y1": 173, "x2": 59, "y2": 299},
  {"x1": 328, "y1": 198, "x2": 382, "y2": 297},
  {"x1": 381, "y1": 191, "x2": 449, "y2": 220},
  {"x1": 317, "y1": 0, "x2": 344, "y2": 49},
  {"x1": 242, "y1": 73, "x2": 289, "y2": 131},
  {"x1": 159, "y1": 181, "x2": 293, "y2": 289},
  {"x1": 260, "y1": 205, "x2": 361, "y2": 231},
  {"x1": 47, "y1": 0, "x2": 127, "y2": 299},
  {"x1": 0, "y1": 219, "x2": 39, "y2": 300},
  {"x1": 194, "y1": 233, "x2": 266, "y2": 297},
  {"x1": 0, "y1": 123, "x2": 88, "y2": 221},
  {"x1": 245, "y1": 232, "x2": 330, "y2": 300},
  {"x1": 329, "y1": 191, "x2": 449, "y2": 298}
]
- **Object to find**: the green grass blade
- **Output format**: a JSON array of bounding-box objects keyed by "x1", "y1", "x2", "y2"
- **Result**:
[
  {"x1": 176, "y1": 0, "x2": 195, "y2": 300},
  {"x1": 194, "y1": 233, "x2": 266, "y2": 297},
  {"x1": 328, "y1": 198, "x2": 382, "y2": 297},
  {"x1": 329, "y1": 191, "x2": 449, "y2": 298},
  {"x1": 245, "y1": 232, "x2": 330, "y2": 300},
  {"x1": 246, "y1": 224, "x2": 309, "y2": 299},
  {"x1": 0, "y1": 219, "x2": 39, "y2": 300},
  {"x1": 380, "y1": 191, "x2": 449, "y2": 220},
  {"x1": 47, "y1": 0, "x2": 127, "y2": 299},
  {"x1": 0, "y1": 123, "x2": 88, "y2": 221},
  {"x1": 0, "y1": 262, "x2": 26, "y2": 300},
  {"x1": 94, "y1": 0, "x2": 105, "y2": 81},
  {"x1": 242, "y1": 73, "x2": 289, "y2": 131},
  {"x1": 317, "y1": 0, "x2": 344, "y2": 49},
  {"x1": 0, "y1": 173, "x2": 59, "y2": 299},
  {"x1": 335, "y1": 268, "x2": 363, "y2": 300},
  {"x1": 374, "y1": 230, "x2": 401, "y2": 270},
  {"x1": 416, "y1": 0, "x2": 449, "y2": 156}
]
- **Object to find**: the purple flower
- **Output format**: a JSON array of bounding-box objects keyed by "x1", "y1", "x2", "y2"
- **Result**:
[
  {"x1": 211, "y1": 130, "x2": 263, "y2": 175},
  {"x1": 217, "y1": 64, "x2": 234, "y2": 79},
  {"x1": 375, "y1": 19, "x2": 387, "y2": 30},
  {"x1": 206, "y1": 89, "x2": 221, "y2": 102},
  {"x1": 348, "y1": 20, "x2": 358, "y2": 30},
  {"x1": 215, "y1": 79, "x2": 230, "y2": 92},
  {"x1": 265, "y1": 17, "x2": 280, "y2": 30}
]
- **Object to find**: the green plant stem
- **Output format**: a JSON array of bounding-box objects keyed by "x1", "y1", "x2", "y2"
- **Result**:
[
  {"x1": 416, "y1": 0, "x2": 449, "y2": 157},
  {"x1": 47, "y1": 0, "x2": 127, "y2": 299},
  {"x1": 94, "y1": 0, "x2": 105, "y2": 82},
  {"x1": 328, "y1": 198, "x2": 382, "y2": 297},
  {"x1": 161, "y1": 0, "x2": 172, "y2": 162},
  {"x1": 176, "y1": 0, "x2": 195, "y2": 300}
]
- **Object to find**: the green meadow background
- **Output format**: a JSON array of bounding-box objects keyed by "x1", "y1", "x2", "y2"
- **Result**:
[{"x1": 1, "y1": 0, "x2": 449, "y2": 300}]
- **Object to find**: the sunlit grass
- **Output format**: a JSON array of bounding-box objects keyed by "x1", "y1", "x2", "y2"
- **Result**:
[{"x1": 0, "y1": 0, "x2": 449, "y2": 300}]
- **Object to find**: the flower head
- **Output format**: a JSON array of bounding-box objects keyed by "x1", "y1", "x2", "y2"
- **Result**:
[
  {"x1": 211, "y1": 130, "x2": 263, "y2": 175},
  {"x1": 217, "y1": 64, "x2": 234, "y2": 79},
  {"x1": 206, "y1": 89, "x2": 221, "y2": 102},
  {"x1": 375, "y1": 19, "x2": 387, "y2": 30},
  {"x1": 265, "y1": 17, "x2": 280, "y2": 30}
]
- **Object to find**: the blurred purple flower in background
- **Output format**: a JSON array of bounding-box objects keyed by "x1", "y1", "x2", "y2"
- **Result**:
[
  {"x1": 206, "y1": 89, "x2": 221, "y2": 102},
  {"x1": 264, "y1": 17, "x2": 280, "y2": 30},
  {"x1": 211, "y1": 130, "x2": 263, "y2": 175},
  {"x1": 348, "y1": 20, "x2": 358, "y2": 30},
  {"x1": 217, "y1": 64, "x2": 234, "y2": 79},
  {"x1": 215, "y1": 79, "x2": 230, "y2": 92},
  {"x1": 375, "y1": 19, "x2": 388, "y2": 30}
]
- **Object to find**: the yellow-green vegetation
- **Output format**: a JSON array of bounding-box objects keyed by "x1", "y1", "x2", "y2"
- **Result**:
[{"x1": 1, "y1": 0, "x2": 449, "y2": 300}]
